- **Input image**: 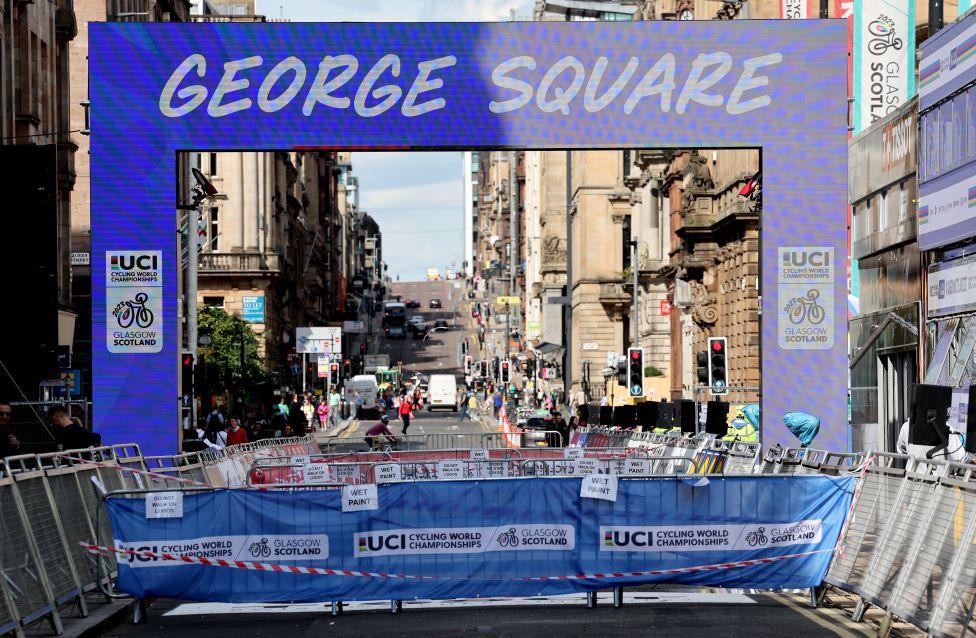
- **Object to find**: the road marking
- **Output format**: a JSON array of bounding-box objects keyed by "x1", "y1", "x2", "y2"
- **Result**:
[
  {"x1": 763, "y1": 593, "x2": 873, "y2": 638},
  {"x1": 164, "y1": 592, "x2": 756, "y2": 616}
]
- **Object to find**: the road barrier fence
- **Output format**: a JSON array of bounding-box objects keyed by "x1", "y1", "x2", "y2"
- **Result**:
[
  {"x1": 4, "y1": 425, "x2": 976, "y2": 636},
  {"x1": 0, "y1": 436, "x2": 315, "y2": 636}
]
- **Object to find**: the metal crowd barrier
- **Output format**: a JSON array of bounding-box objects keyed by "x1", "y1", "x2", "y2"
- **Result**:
[
  {"x1": 320, "y1": 431, "x2": 561, "y2": 453},
  {"x1": 0, "y1": 436, "x2": 315, "y2": 635}
]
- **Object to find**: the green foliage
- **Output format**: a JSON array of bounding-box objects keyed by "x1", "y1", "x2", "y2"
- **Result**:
[
  {"x1": 197, "y1": 306, "x2": 269, "y2": 389},
  {"x1": 644, "y1": 366, "x2": 664, "y2": 377}
]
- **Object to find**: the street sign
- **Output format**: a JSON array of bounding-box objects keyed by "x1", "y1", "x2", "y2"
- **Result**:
[
  {"x1": 342, "y1": 320, "x2": 365, "y2": 334},
  {"x1": 582, "y1": 342, "x2": 599, "y2": 351},
  {"x1": 317, "y1": 354, "x2": 329, "y2": 378},
  {"x1": 296, "y1": 327, "x2": 342, "y2": 354}
]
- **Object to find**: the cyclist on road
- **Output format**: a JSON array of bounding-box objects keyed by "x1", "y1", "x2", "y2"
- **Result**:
[{"x1": 365, "y1": 415, "x2": 398, "y2": 450}]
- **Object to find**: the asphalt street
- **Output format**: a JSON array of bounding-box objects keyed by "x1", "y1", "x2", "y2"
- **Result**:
[{"x1": 345, "y1": 279, "x2": 490, "y2": 441}]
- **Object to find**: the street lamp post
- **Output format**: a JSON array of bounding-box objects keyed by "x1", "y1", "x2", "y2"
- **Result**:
[{"x1": 504, "y1": 301, "x2": 511, "y2": 363}]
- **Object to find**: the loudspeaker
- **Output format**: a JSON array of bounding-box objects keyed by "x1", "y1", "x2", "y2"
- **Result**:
[
  {"x1": 636, "y1": 401, "x2": 659, "y2": 427},
  {"x1": 613, "y1": 405, "x2": 636, "y2": 427},
  {"x1": 657, "y1": 401, "x2": 672, "y2": 430},
  {"x1": 966, "y1": 386, "x2": 976, "y2": 454},
  {"x1": 909, "y1": 384, "x2": 952, "y2": 447},
  {"x1": 599, "y1": 406, "x2": 612, "y2": 426},
  {"x1": 675, "y1": 399, "x2": 696, "y2": 434},
  {"x1": 704, "y1": 401, "x2": 731, "y2": 436}
]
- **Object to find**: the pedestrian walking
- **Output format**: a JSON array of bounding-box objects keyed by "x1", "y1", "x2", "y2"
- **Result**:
[
  {"x1": 492, "y1": 390, "x2": 503, "y2": 419},
  {"x1": 457, "y1": 388, "x2": 467, "y2": 421},
  {"x1": 398, "y1": 392, "x2": 414, "y2": 434},
  {"x1": 316, "y1": 399, "x2": 330, "y2": 432}
]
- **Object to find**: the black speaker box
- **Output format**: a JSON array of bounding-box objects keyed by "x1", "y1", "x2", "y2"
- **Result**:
[
  {"x1": 675, "y1": 399, "x2": 696, "y2": 433},
  {"x1": 704, "y1": 401, "x2": 731, "y2": 436},
  {"x1": 909, "y1": 384, "x2": 952, "y2": 447}
]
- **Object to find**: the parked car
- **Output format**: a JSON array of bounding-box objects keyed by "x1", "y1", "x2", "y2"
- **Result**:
[
  {"x1": 429, "y1": 298, "x2": 442, "y2": 309},
  {"x1": 434, "y1": 318, "x2": 449, "y2": 329}
]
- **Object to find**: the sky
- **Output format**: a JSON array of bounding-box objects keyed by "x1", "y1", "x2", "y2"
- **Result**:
[{"x1": 253, "y1": 0, "x2": 534, "y2": 280}]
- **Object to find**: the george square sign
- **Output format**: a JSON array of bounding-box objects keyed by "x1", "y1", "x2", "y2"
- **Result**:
[{"x1": 90, "y1": 20, "x2": 849, "y2": 455}]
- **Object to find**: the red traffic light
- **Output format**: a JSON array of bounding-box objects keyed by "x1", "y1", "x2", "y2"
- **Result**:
[
  {"x1": 631, "y1": 350, "x2": 641, "y2": 360},
  {"x1": 182, "y1": 355, "x2": 193, "y2": 366},
  {"x1": 711, "y1": 340, "x2": 724, "y2": 352}
]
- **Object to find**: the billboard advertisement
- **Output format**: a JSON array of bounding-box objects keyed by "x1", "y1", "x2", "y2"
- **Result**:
[
  {"x1": 90, "y1": 20, "x2": 849, "y2": 454},
  {"x1": 853, "y1": 0, "x2": 916, "y2": 134}
]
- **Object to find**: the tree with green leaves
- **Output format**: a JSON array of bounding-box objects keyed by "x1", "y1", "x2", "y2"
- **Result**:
[{"x1": 197, "y1": 306, "x2": 269, "y2": 409}]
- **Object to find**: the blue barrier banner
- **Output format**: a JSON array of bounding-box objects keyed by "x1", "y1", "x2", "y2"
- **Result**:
[{"x1": 107, "y1": 476, "x2": 854, "y2": 602}]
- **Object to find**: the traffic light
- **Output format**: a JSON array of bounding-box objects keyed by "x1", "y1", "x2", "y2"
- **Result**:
[
  {"x1": 708, "y1": 337, "x2": 728, "y2": 395},
  {"x1": 500, "y1": 359, "x2": 511, "y2": 384},
  {"x1": 464, "y1": 354, "x2": 473, "y2": 373},
  {"x1": 696, "y1": 352, "x2": 709, "y2": 385},
  {"x1": 359, "y1": 342, "x2": 366, "y2": 354},
  {"x1": 492, "y1": 356, "x2": 500, "y2": 379},
  {"x1": 329, "y1": 362, "x2": 340, "y2": 384},
  {"x1": 616, "y1": 356, "x2": 627, "y2": 386},
  {"x1": 480, "y1": 360, "x2": 489, "y2": 377},
  {"x1": 181, "y1": 352, "x2": 194, "y2": 408},
  {"x1": 627, "y1": 347, "x2": 644, "y2": 397}
]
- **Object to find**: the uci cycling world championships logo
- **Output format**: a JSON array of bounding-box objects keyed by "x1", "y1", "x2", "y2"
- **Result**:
[{"x1": 105, "y1": 251, "x2": 164, "y2": 354}]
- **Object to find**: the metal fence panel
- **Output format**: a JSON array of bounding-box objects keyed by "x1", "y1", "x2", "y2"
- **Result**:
[
  {"x1": 858, "y1": 459, "x2": 945, "y2": 608},
  {"x1": 889, "y1": 479, "x2": 976, "y2": 632},
  {"x1": 42, "y1": 467, "x2": 101, "y2": 588},
  {"x1": 9, "y1": 471, "x2": 86, "y2": 612},
  {"x1": 0, "y1": 477, "x2": 56, "y2": 630},
  {"x1": 826, "y1": 453, "x2": 909, "y2": 594}
]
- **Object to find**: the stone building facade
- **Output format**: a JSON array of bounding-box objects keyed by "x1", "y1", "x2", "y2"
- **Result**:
[{"x1": 659, "y1": 149, "x2": 761, "y2": 404}]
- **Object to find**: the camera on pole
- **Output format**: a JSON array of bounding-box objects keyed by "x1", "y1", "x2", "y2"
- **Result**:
[
  {"x1": 708, "y1": 337, "x2": 728, "y2": 396},
  {"x1": 627, "y1": 347, "x2": 644, "y2": 397}
]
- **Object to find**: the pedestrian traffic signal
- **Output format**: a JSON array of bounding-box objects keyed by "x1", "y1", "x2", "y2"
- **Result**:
[
  {"x1": 708, "y1": 337, "x2": 728, "y2": 396},
  {"x1": 627, "y1": 347, "x2": 644, "y2": 397},
  {"x1": 480, "y1": 360, "x2": 489, "y2": 377},
  {"x1": 329, "y1": 362, "x2": 339, "y2": 381},
  {"x1": 696, "y1": 352, "x2": 709, "y2": 385},
  {"x1": 464, "y1": 354, "x2": 473, "y2": 373},
  {"x1": 500, "y1": 359, "x2": 511, "y2": 384},
  {"x1": 181, "y1": 352, "x2": 194, "y2": 408}
]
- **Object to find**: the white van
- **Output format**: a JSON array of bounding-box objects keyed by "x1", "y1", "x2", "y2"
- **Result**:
[
  {"x1": 427, "y1": 374, "x2": 458, "y2": 411},
  {"x1": 344, "y1": 375, "x2": 379, "y2": 416}
]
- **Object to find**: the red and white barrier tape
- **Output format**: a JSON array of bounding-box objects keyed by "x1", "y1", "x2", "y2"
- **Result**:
[
  {"x1": 80, "y1": 541, "x2": 831, "y2": 581},
  {"x1": 57, "y1": 455, "x2": 212, "y2": 489},
  {"x1": 833, "y1": 453, "x2": 875, "y2": 560},
  {"x1": 80, "y1": 542, "x2": 437, "y2": 580}
]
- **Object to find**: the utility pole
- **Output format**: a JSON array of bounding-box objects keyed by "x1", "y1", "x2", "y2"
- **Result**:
[
  {"x1": 631, "y1": 238, "x2": 639, "y2": 348},
  {"x1": 505, "y1": 301, "x2": 511, "y2": 363},
  {"x1": 509, "y1": 150, "x2": 518, "y2": 297},
  {"x1": 564, "y1": 151, "x2": 573, "y2": 403}
]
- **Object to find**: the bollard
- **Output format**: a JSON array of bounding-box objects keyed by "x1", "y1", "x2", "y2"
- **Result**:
[
  {"x1": 391, "y1": 599, "x2": 403, "y2": 614},
  {"x1": 613, "y1": 586, "x2": 624, "y2": 608},
  {"x1": 586, "y1": 591, "x2": 598, "y2": 608},
  {"x1": 331, "y1": 601, "x2": 343, "y2": 616}
]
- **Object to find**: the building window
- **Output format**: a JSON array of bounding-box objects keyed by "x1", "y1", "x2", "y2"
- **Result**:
[
  {"x1": 209, "y1": 152, "x2": 217, "y2": 176},
  {"x1": 878, "y1": 190, "x2": 890, "y2": 230},
  {"x1": 898, "y1": 183, "x2": 908, "y2": 224},
  {"x1": 209, "y1": 207, "x2": 219, "y2": 250},
  {"x1": 203, "y1": 296, "x2": 224, "y2": 308}
]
